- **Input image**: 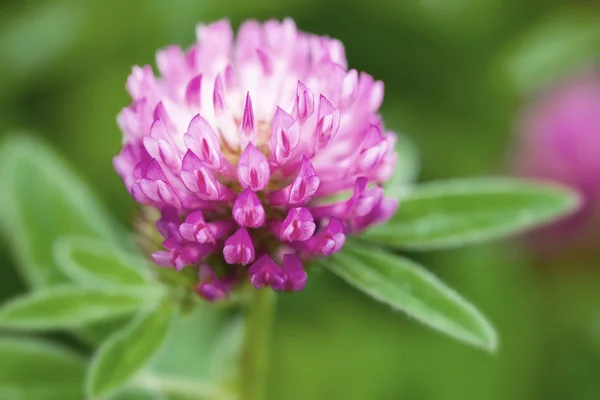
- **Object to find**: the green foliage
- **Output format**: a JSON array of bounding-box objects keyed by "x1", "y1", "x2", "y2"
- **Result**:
[
  {"x1": 0, "y1": 1, "x2": 84, "y2": 88},
  {"x1": 0, "y1": 135, "x2": 139, "y2": 346},
  {"x1": 111, "y1": 387, "x2": 169, "y2": 400},
  {"x1": 0, "y1": 286, "x2": 159, "y2": 330},
  {"x1": 130, "y1": 373, "x2": 224, "y2": 400},
  {"x1": 209, "y1": 316, "x2": 244, "y2": 385},
  {"x1": 272, "y1": 244, "x2": 544, "y2": 400},
  {"x1": 142, "y1": 306, "x2": 232, "y2": 399},
  {"x1": 364, "y1": 178, "x2": 580, "y2": 250},
  {"x1": 146, "y1": 305, "x2": 226, "y2": 379},
  {"x1": 87, "y1": 302, "x2": 176, "y2": 398},
  {"x1": 320, "y1": 240, "x2": 497, "y2": 351},
  {"x1": 1, "y1": 1, "x2": 599, "y2": 399},
  {"x1": 54, "y1": 236, "x2": 152, "y2": 287},
  {"x1": 0, "y1": 336, "x2": 86, "y2": 399},
  {"x1": 0, "y1": 135, "x2": 125, "y2": 288},
  {"x1": 500, "y1": 8, "x2": 600, "y2": 95}
]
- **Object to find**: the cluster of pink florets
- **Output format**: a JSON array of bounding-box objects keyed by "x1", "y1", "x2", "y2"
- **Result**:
[
  {"x1": 114, "y1": 19, "x2": 398, "y2": 299},
  {"x1": 514, "y1": 70, "x2": 600, "y2": 257}
]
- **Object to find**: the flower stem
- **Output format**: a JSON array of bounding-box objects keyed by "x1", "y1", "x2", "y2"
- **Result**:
[{"x1": 240, "y1": 288, "x2": 276, "y2": 400}]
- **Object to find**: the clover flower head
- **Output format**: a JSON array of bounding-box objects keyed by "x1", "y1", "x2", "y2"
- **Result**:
[
  {"x1": 114, "y1": 19, "x2": 398, "y2": 299},
  {"x1": 513, "y1": 69, "x2": 600, "y2": 258}
]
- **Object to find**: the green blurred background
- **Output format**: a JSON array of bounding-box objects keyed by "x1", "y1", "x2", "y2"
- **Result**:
[{"x1": 1, "y1": 0, "x2": 600, "y2": 399}]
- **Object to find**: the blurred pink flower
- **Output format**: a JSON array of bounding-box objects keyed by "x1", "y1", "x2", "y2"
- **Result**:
[
  {"x1": 114, "y1": 19, "x2": 398, "y2": 299},
  {"x1": 513, "y1": 70, "x2": 600, "y2": 259}
]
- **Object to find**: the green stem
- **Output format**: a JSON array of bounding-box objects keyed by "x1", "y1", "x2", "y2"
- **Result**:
[{"x1": 239, "y1": 288, "x2": 276, "y2": 400}]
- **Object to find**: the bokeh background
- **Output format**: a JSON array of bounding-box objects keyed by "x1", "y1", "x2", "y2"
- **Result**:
[{"x1": 1, "y1": 0, "x2": 600, "y2": 399}]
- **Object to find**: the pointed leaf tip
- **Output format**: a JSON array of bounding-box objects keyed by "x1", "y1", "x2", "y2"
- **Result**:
[
  {"x1": 0, "y1": 285, "x2": 159, "y2": 330},
  {"x1": 321, "y1": 240, "x2": 498, "y2": 351},
  {"x1": 53, "y1": 236, "x2": 153, "y2": 287},
  {"x1": 87, "y1": 302, "x2": 175, "y2": 397},
  {"x1": 365, "y1": 178, "x2": 581, "y2": 250}
]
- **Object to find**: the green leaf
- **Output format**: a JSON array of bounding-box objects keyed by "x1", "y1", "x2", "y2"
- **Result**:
[
  {"x1": 363, "y1": 178, "x2": 580, "y2": 250},
  {"x1": 499, "y1": 8, "x2": 600, "y2": 94},
  {"x1": 110, "y1": 388, "x2": 167, "y2": 400},
  {"x1": 321, "y1": 240, "x2": 497, "y2": 351},
  {"x1": 88, "y1": 302, "x2": 175, "y2": 398},
  {"x1": 110, "y1": 387, "x2": 170, "y2": 400},
  {"x1": 54, "y1": 236, "x2": 152, "y2": 287},
  {"x1": 131, "y1": 373, "x2": 224, "y2": 400},
  {"x1": 0, "y1": 135, "x2": 126, "y2": 288},
  {"x1": 385, "y1": 132, "x2": 420, "y2": 199},
  {"x1": 146, "y1": 304, "x2": 225, "y2": 379},
  {"x1": 209, "y1": 316, "x2": 244, "y2": 384},
  {"x1": 0, "y1": 286, "x2": 158, "y2": 330},
  {"x1": 77, "y1": 318, "x2": 134, "y2": 348},
  {"x1": 0, "y1": 2, "x2": 83, "y2": 80},
  {"x1": 0, "y1": 337, "x2": 86, "y2": 399}
]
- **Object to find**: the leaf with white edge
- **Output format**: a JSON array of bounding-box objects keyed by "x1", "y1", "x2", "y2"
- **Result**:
[
  {"x1": 0, "y1": 135, "x2": 127, "y2": 288},
  {"x1": 0, "y1": 337, "x2": 86, "y2": 399},
  {"x1": 0, "y1": 286, "x2": 159, "y2": 330},
  {"x1": 363, "y1": 178, "x2": 580, "y2": 250},
  {"x1": 88, "y1": 302, "x2": 175, "y2": 398},
  {"x1": 321, "y1": 240, "x2": 497, "y2": 351},
  {"x1": 54, "y1": 236, "x2": 152, "y2": 287},
  {"x1": 385, "y1": 132, "x2": 420, "y2": 199}
]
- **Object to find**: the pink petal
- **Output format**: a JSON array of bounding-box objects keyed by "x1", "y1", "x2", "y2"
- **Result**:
[
  {"x1": 184, "y1": 114, "x2": 221, "y2": 169},
  {"x1": 281, "y1": 254, "x2": 307, "y2": 291},
  {"x1": 248, "y1": 255, "x2": 285, "y2": 290},
  {"x1": 185, "y1": 74, "x2": 203, "y2": 108},
  {"x1": 271, "y1": 107, "x2": 301, "y2": 165},
  {"x1": 288, "y1": 157, "x2": 320, "y2": 204},
  {"x1": 294, "y1": 81, "x2": 314, "y2": 122},
  {"x1": 237, "y1": 143, "x2": 270, "y2": 191},
  {"x1": 280, "y1": 207, "x2": 316, "y2": 242},
  {"x1": 232, "y1": 188, "x2": 266, "y2": 228},
  {"x1": 240, "y1": 92, "x2": 256, "y2": 146},
  {"x1": 314, "y1": 95, "x2": 340, "y2": 150},
  {"x1": 223, "y1": 228, "x2": 255, "y2": 265}
]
